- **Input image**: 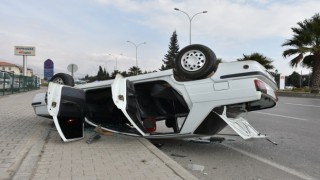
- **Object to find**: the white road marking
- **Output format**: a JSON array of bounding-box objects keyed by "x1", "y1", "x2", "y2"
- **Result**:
[
  {"x1": 284, "y1": 103, "x2": 320, "y2": 108},
  {"x1": 253, "y1": 111, "x2": 308, "y2": 121},
  {"x1": 222, "y1": 144, "x2": 318, "y2": 180}
]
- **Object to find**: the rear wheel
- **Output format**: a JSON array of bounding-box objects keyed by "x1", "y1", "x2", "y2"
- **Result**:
[
  {"x1": 46, "y1": 73, "x2": 75, "y2": 104},
  {"x1": 174, "y1": 44, "x2": 218, "y2": 80},
  {"x1": 50, "y1": 73, "x2": 74, "y2": 86}
]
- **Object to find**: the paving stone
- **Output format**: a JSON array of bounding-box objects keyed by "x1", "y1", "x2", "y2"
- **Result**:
[{"x1": 1, "y1": 89, "x2": 196, "y2": 180}]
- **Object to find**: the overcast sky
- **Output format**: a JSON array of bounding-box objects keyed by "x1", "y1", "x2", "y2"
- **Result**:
[{"x1": 0, "y1": 0, "x2": 319, "y2": 78}]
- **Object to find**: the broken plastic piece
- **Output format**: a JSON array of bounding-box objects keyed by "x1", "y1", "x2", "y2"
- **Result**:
[
  {"x1": 188, "y1": 164, "x2": 205, "y2": 172},
  {"x1": 266, "y1": 138, "x2": 278, "y2": 145},
  {"x1": 190, "y1": 138, "x2": 211, "y2": 143},
  {"x1": 171, "y1": 153, "x2": 187, "y2": 158},
  {"x1": 86, "y1": 133, "x2": 101, "y2": 144},
  {"x1": 210, "y1": 137, "x2": 225, "y2": 143},
  {"x1": 216, "y1": 106, "x2": 267, "y2": 139},
  {"x1": 94, "y1": 125, "x2": 113, "y2": 136}
]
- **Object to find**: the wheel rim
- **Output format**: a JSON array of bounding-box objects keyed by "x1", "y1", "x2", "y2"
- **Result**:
[
  {"x1": 181, "y1": 50, "x2": 206, "y2": 72},
  {"x1": 52, "y1": 77, "x2": 64, "y2": 84}
]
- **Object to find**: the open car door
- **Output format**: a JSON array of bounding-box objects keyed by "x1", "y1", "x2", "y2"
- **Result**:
[
  {"x1": 47, "y1": 83, "x2": 85, "y2": 142},
  {"x1": 111, "y1": 74, "x2": 149, "y2": 136}
]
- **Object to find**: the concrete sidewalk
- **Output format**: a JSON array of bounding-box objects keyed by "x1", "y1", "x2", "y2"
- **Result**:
[{"x1": 0, "y1": 89, "x2": 196, "y2": 180}]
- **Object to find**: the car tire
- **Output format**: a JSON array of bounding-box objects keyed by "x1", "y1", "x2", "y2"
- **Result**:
[
  {"x1": 174, "y1": 44, "x2": 218, "y2": 80},
  {"x1": 50, "y1": 73, "x2": 74, "y2": 86}
]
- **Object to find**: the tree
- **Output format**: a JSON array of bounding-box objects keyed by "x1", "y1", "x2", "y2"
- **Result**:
[
  {"x1": 287, "y1": 71, "x2": 301, "y2": 88},
  {"x1": 103, "y1": 68, "x2": 110, "y2": 80},
  {"x1": 121, "y1": 71, "x2": 128, "y2": 77},
  {"x1": 282, "y1": 13, "x2": 320, "y2": 93},
  {"x1": 82, "y1": 74, "x2": 97, "y2": 82},
  {"x1": 237, "y1": 53, "x2": 274, "y2": 70},
  {"x1": 97, "y1": 66, "x2": 104, "y2": 80},
  {"x1": 111, "y1": 70, "x2": 121, "y2": 79},
  {"x1": 160, "y1": 30, "x2": 179, "y2": 70},
  {"x1": 128, "y1": 66, "x2": 142, "y2": 76}
]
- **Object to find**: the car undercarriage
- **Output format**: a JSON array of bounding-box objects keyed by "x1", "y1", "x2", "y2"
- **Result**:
[{"x1": 85, "y1": 80, "x2": 190, "y2": 135}]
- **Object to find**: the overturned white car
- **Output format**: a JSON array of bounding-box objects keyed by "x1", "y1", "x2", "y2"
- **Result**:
[{"x1": 32, "y1": 44, "x2": 278, "y2": 142}]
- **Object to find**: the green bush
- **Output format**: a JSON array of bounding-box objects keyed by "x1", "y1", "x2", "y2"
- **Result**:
[{"x1": 292, "y1": 87, "x2": 310, "y2": 92}]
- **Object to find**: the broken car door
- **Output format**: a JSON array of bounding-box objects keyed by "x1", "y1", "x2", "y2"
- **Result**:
[
  {"x1": 47, "y1": 83, "x2": 85, "y2": 142},
  {"x1": 111, "y1": 74, "x2": 149, "y2": 136}
]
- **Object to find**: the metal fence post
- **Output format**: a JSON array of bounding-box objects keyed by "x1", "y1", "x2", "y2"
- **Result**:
[
  {"x1": 1, "y1": 73, "x2": 4, "y2": 96},
  {"x1": 0, "y1": 70, "x2": 40, "y2": 96},
  {"x1": 18, "y1": 75, "x2": 21, "y2": 92},
  {"x1": 10, "y1": 72, "x2": 13, "y2": 94}
]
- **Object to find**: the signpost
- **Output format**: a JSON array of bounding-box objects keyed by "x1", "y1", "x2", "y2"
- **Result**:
[
  {"x1": 67, "y1": 64, "x2": 78, "y2": 77},
  {"x1": 280, "y1": 74, "x2": 285, "y2": 90},
  {"x1": 44, "y1": 59, "x2": 54, "y2": 81},
  {"x1": 14, "y1": 46, "x2": 36, "y2": 76}
]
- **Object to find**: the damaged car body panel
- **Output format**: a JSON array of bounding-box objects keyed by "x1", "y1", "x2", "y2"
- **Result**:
[
  {"x1": 111, "y1": 74, "x2": 149, "y2": 136},
  {"x1": 47, "y1": 83, "x2": 86, "y2": 142},
  {"x1": 32, "y1": 44, "x2": 278, "y2": 142}
]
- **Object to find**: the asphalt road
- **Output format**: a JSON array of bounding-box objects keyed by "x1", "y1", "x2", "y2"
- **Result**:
[{"x1": 151, "y1": 96, "x2": 320, "y2": 180}]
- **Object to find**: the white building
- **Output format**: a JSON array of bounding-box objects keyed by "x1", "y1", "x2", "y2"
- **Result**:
[{"x1": 0, "y1": 61, "x2": 33, "y2": 77}]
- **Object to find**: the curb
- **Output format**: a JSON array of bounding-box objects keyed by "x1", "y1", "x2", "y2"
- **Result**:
[
  {"x1": 138, "y1": 138, "x2": 197, "y2": 180},
  {"x1": 278, "y1": 91, "x2": 320, "y2": 99}
]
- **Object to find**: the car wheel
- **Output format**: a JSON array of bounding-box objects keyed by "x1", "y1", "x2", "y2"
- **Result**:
[
  {"x1": 174, "y1": 44, "x2": 218, "y2": 80},
  {"x1": 50, "y1": 73, "x2": 74, "y2": 86}
]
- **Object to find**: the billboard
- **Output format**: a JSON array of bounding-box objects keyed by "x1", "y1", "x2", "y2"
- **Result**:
[
  {"x1": 14, "y1": 46, "x2": 36, "y2": 56},
  {"x1": 44, "y1": 59, "x2": 54, "y2": 81}
]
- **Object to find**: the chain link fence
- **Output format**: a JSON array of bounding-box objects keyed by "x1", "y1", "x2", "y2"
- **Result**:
[{"x1": 0, "y1": 70, "x2": 40, "y2": 96}]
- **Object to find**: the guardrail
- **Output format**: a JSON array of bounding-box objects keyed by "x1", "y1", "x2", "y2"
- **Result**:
[{"x1": 0, "y1": 70, "x2": 40, "y2": 96}]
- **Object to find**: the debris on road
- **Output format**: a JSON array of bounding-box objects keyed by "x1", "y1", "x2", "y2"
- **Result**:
[
  {"x1": 189, "y1": 138, "x2": 211, "y2": 144},
  {"x1": 86, "y1": 133, "x2": 101, "y2": 144},
  {"x1": 189, "y1": 136, "x2": 226, "y2": 144},
  {"x1": 187, "y1": 163, "x2": 205, "y2": 172},
  {"x1": 94, "y1": 125, "x2": 113, "y2": 136},
  {"x1": 86, "y1": 125, "x2": 113, "y2": 144},
  {"x1": 209, "y1": 137, "x2": 225, "y2": 143},
  {"x1": 152, "y1": 143, "x2": 164, "y2": 148},
  {"x1": 266, "y1": 138, "x2": 278, "y2": 145},
  {"x1": 171, "y1": 153, "x2": 187, "y2": 158}
]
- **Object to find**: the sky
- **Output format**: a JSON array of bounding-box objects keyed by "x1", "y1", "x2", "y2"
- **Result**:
[{"x1": 0, "y1": 0, "x2": 319, "y2": 79}]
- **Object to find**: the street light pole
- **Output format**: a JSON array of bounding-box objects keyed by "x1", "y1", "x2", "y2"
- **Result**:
[
  {"x1": 108, "y1": 53, "x2": 122, "y2": 71},
  {"x1": 174, "y1": 8, "x2": 207, "y2": 45},
  {"x1": 126, "y1": 41, "x2": 146, "y2": 67}
]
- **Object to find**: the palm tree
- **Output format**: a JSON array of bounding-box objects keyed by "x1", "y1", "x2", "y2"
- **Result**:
[
  {"x1": 282, "y1": 13, "x2": 320, "y2": 93},
  {"x1": 128, "y1": 66, "x2": 142, "y2": 76},
  {"x1": 111, "y1": 70, "x2": 121, "y2": 79},
  {"x1": 237, "y1": 53, "x2": 274, "y2": 70}
]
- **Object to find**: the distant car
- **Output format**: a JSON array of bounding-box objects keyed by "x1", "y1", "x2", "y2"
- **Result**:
[
  {"x1": 75, "y1": 80, "x2": 87, "y2": 85},
  {"x1": 285, "y1": 86, "x2": 294, "y2": 90},
  {"x1": 32, "y1": 44, "x2": 278, "y2": 142},
  {"x1": 0, "y1": 81, "x2": 11, "y2": 90},
  {"x1": 0, "y1": 71, "x2": 13, "y2": 90}
]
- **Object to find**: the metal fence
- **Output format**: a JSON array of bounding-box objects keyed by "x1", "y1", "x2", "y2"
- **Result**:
[{"x1": 0, "y1": 70, "x2": 40, "y2": 96}]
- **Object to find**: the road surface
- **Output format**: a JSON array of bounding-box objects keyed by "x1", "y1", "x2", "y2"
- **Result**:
[{"x1": 151, "y1": 96, "x2": 320, "y2": 180}]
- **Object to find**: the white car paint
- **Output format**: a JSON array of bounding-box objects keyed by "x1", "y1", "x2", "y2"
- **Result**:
[{"x1": 32, "y1": 61, "x2": 278, "y2": 142}]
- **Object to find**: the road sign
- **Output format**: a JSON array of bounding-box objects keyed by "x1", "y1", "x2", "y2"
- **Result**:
[
  {"x1": 14, "y1": 46, "x2": 36, "y2": 76},
  {"x1": 44, "y1": 59, "x2": 54, "y2": 81},
  {"x1": 67, "y1": 64, "x2": 78, "y2": 77}
]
